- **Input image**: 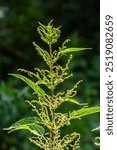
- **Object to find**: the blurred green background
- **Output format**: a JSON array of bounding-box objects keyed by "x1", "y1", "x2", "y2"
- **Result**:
[{"x1": 0, "y1": 0, "x2": 100, "y2": 150}]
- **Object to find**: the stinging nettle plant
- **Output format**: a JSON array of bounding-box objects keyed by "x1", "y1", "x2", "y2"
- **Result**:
[{"x1": 4, "y1": 21, "x2": 100, "y2": 150}]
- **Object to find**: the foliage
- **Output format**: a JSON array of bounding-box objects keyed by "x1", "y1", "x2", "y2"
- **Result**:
[
  {"x1": 0, "y1": 1, "x2": 100, "y2": 149},
  {"x1": 0, "y1": 81, "x2": 37, "y2": 150},
  {"x1": 4, "y1": 21, "x2": 99, "y2": 150}
]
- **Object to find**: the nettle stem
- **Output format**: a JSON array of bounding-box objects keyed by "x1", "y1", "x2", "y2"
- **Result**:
[
  {"x1": 49, "y1": 44, "x2": 56, "y2": 150},
  {"x1": 5, "y1": 21, "x2": 100, "y2": 150}
]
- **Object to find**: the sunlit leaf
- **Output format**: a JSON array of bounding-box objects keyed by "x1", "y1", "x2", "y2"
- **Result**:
[
  {"x1": 3, "y1": 116, "x2": 44, "y2": 136},
  {"x1": 91, "y1": 126, "x2": 100, "y2": 132},
  {"x1": 60, "y1": 98, "x2": 87, "y2": 106},
  {"x1": 70, "y1": 106, "x2": 100, "y2": 119},
  {"x1": 58, "y1": 48, "x2": 91, "y2": 55},
  {"x1": 9, "y1": 73, "x2": 47, "y2": 96}
]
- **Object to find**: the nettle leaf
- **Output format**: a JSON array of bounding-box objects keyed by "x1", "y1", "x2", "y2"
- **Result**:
[
  {"x1": 70, "y1": 106, "x2": 100, "y2": 119},
  {"x1": 60, "y1": 98, "x2": 88, "y2": 106},
  {"x1": 9, "y1": 73, "x2": 46, "y2": 96},
  {"x1": 58, "y1": 48, "x2": 91, "y2": 55},
  {"x1": 91, "y1": 126, "x2": 100, "y2": 132},
  {"x1": 4, "y1": 117, "x2": 45, "y2": 136}
]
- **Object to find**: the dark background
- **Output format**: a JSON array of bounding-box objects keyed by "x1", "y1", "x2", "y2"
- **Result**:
[{"x1": 0, "y1": 0, "x2": 100, "y2": 150}]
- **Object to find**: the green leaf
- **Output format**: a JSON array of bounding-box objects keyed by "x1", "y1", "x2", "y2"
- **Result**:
[
  {"x1": 60, "y1": 98, "x2": 88, "y2": 106},
  {"x1": 58, "y1": 48, "x2": 91, "y2": 55},
  {"x1": 9, "y1": 73, "x2": 46, "y2": 96},
  {"x1": 70, "y1": 106, "x2": 100, "y2": 119},
  {"x1": 91, "y1": 126, "x2": 100, "y2": 132},
  {"x1": 3, "y1": 116, "x2": 45, "y2": 136}
]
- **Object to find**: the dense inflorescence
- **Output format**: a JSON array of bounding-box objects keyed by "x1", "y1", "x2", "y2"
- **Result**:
[{"x1": 4, "y1": 21, "x2": 100, "y2": 150}]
